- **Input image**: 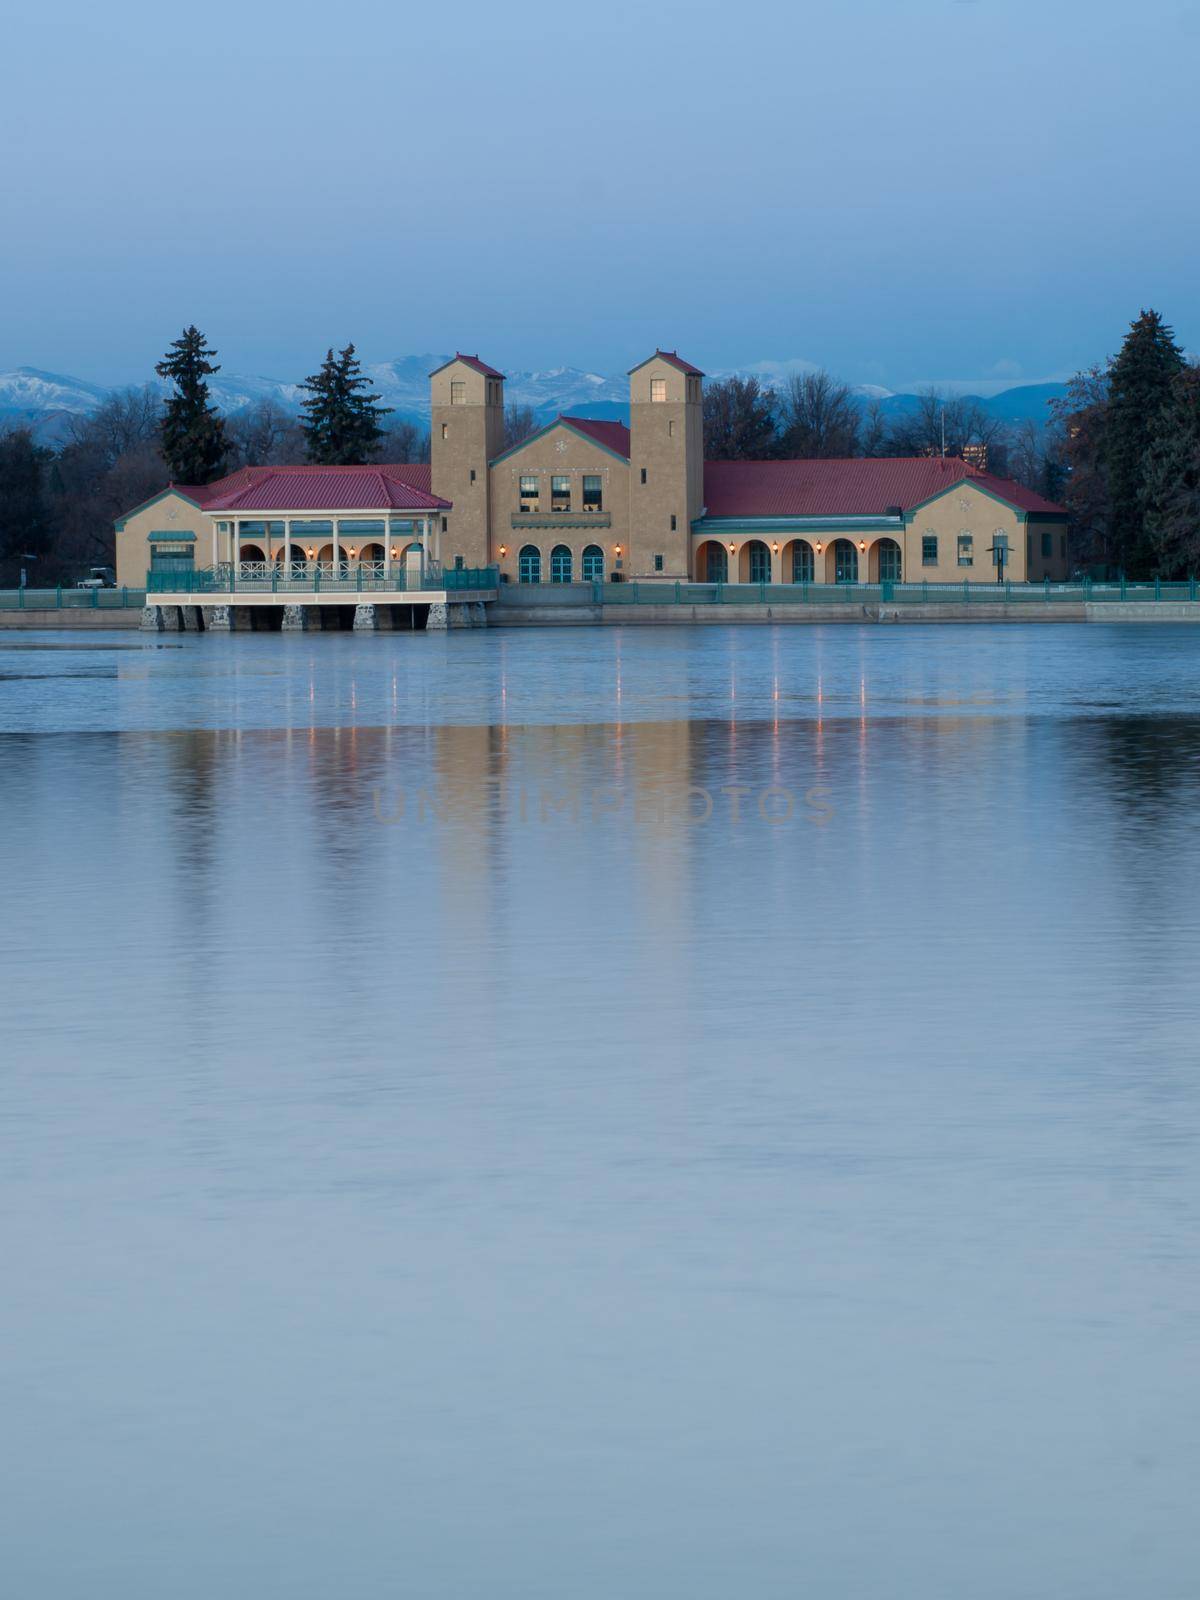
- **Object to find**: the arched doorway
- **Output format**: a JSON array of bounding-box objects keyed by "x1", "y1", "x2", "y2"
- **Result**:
[
  {"x1": 550, "y1": 544, "x2": 573, "y2": 583},
  {"x1": 874, "y1": 538, "x2": 902, "y2": 582},
  {"x1": 582, "y1": 544, "x2": 604, "y2": 581},
  {"x1": 239, "y1": 542, "x2": 266, "y2": 564},
  {"x1": 697, "y1": 541, "x2": 727, "y2": 583},
  {"x1": 358, "y1": 542, "x2": 386, "y2": 567},
  {"x1": 786, "y1": 540, "x2": 815, "y2": 583},
  {"x1": 740, "y1": 539, "x2": 772, "y2": 583},
  {"x1": 519, "y1": 545, "x2": 541, "y2": 584},
  {"x1": 830, "y1": 539, "x2": 859, "y2": 584}
]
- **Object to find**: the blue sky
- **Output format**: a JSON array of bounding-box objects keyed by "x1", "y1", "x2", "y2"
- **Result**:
[{"x1": 3, "y1": 0, "x2": 1197, "y2": 390}]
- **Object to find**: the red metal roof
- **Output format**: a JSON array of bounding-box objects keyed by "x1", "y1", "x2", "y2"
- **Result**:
[
  {"x1": 701, "y1": 456, "x2": 1066, "y2": 518},
  {"x1": 187, "y1": 464, "x2": 447, "y2": 513},
  {"x1": 430, "y1": 352, "x2": 505, "y2": 379},
  {"x1": 559, "y1": 415, "x2": 631, "y2": 458},
  {"x1": 629, "y1": 349, "x2": 705, "y2": 377}
]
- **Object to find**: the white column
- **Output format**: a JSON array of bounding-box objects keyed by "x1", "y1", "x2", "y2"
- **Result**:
[
  {"x1": 210, "y1": 519, "x2": 218, "y2": 570},
  {"x1": 332, "y1": 518, "x2": 341, "y2": 576},
  {"x1": 284, "y1": 518, "x2": 293, "y2": 567},
  {"x1": 384, "y1": 525, "x2": 392, "y2": 579},
  {"x1": 232, "y1": 519, "x2": 240, "y2": 570}
]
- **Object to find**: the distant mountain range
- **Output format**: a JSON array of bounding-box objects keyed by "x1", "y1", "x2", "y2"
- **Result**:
[{"x1": 0, "y1": 358, "x2": 1070, "y2": 444}]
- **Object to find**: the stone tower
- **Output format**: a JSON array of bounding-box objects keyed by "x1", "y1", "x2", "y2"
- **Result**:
[
  {"x1": 627, "y1": 351, "x2": 705, "y2": 579},
  {"x1": 430, "y1": 354, "x2": 505, "y2": 569}
]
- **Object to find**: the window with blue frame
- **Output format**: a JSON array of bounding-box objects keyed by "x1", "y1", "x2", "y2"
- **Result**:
[
  {"x1": 922, "y1": 534, "x2": 938, "y2": 566},
  {"x1": 834, "y1": 540, "x2": 859, "y2": 583},
  {"x1": 582, "y1": 544, "x2": 604, "y2": 580},
  {"x1": 792, "y1": 542, "x2": 814, "y2": 583},
  {"x1": 550, "y1": 545, "x2": 572, "y2": 583},
  {"x1": 878, "y1": 539, "x2": 902, "y2": 581},
  {"x1": 747, "y1": 541, "x2": 772, "y2": 583},
  {"x1": 519, "y1": 545, "x2": 541, "y2": 583}
]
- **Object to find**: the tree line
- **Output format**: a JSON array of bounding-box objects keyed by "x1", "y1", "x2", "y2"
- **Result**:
[{"x1": 2, "y1": 313, "x2": 1198, "y2": 583}]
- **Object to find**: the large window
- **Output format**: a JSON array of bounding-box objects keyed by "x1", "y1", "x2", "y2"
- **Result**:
[
  {"x1": 957, "y1": 533, "x2": 973, "y2": 567},
  {"x1": 551, "y1": 476, "x2": 571, "y2": 512},
  {"x1": 792, "y1": 542, "x2": 814, "y2": 583},
  {"x1": 650, "y1": 378, "x2": 667, "y2": 402},
  {"x1": 450, "y1": 381, "x2": 465, "y2": 405},
  {"x1": 834, "y1": 539, "x2": 858, "y2": 584},
  {"x1": 582, "y1": 475, "x2": 603, "y2": 512},
  {"x1": 747, "y1": 540, "x2": 772, "y2": 583},
  {"x1": 1041, "y1": 530, "x2": 1053, "y2": 558},
  {"x1": 519, "y1": 545, "x2": 541, "y2": 583},
  {"x1": 922, "y1": 533, "x2": 938, "y2": 566},
  {"x1": 550, "y1": 545, "x2": 573, "y2": 583},
  {"x1": 519, "y1": 475, "x2": 539, "y2": 511},
  {"x1": 878, "y1": 539, "x2": 902, "y2": 581},
  {"x1": 582, "y1": 544, "x2": 604, "y2": 580}
]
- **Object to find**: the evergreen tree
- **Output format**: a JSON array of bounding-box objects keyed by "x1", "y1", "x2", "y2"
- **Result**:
[
  {"x1": 1141, "y1": 364, "x2": 1200, "y2": 578},
  {"x1": 1105, "y1": 309, "x2": 1184, "y2": 573},
  {"x1": 0, "y1": 428, "x2": 53, "y2": 584},
  {"x1": 155, "y1": 325, "x2": 229, "y2": 484},
  {"x1": 299, "y1": 344, "x2": 392, "y2": 464}
]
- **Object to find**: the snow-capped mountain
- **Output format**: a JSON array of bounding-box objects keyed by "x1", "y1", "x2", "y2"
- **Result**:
[
  {"x1": 0, "y1": 366, "x2": 110, "y2": 416},
  {"x1": 0, "y1": 356, "x2": 1068, "y2": 440}
]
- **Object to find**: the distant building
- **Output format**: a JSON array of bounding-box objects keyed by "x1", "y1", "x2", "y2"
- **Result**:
[{"x1": 115, "y1": 351, "x2": 1069, "y2": 588}]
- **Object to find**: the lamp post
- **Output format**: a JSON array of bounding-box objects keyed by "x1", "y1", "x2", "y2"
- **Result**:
[
  {"x1": 988, "y1": 538, "x2": 1009, "y2": 585},
  {"x1": 19, "y1": 553, "x2": 37, "y2": 590}
]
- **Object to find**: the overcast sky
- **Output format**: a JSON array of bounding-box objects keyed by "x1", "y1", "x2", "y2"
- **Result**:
[{"x1": 3, "y1": 0, "x2": 1198, "y2": 390}]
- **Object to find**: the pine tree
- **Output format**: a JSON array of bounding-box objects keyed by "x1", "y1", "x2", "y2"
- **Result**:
[
  {"x1": 1105, "y1": 309, "x2": 1185, "y2": 574},
  {"x1": 299, "y1": 344, "x2": 392, "y2": 464},
  {"x1": 155, "y1": 325, "x2": 229, "y2": 484},
  {"x1": 0, "y1": 428, "x2": 52, "y2": 583},
  {"x1": 1141, "y1": 365, "x2": 1200, "y2": 578}
]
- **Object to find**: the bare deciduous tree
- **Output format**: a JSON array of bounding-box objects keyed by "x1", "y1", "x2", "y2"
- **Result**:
[
  {"x1": 778, "y1": 370, "x2": 860, "y2": 458},
  {"x1": 504, "y1": 405, "x2": 537, "y2": 450},
  {"x1": 225, "y1": 399, "x2": 306, "y2": 468}
]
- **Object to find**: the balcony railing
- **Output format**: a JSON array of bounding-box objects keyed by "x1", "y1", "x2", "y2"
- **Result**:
[
  {"x1": 144, "y1": 562, "x2": 500, "y2": 596},
  {"x1": 510, "y1": 510, "x2": 611, "y2": 529}
]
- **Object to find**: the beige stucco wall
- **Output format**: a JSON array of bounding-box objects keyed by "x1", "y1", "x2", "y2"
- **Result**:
[
  {"x1": 1026, "y1": 521, "x2": 1071, "y2": 581},
  {"x1": 902, "y1": 483, "x2": 1028, "y2": 583},
  {"x1": 628, "y1": 355, "x2": 702, "y2": 579},
  {"x1": 114, "y1": 491, "x2": 210, "y2": 588},
  {"x1": 430, "y1": 359, "x2": 504, "y2": 569},
  {"x1": 488, "y1": 422, "x2": 630, "y2": 584}
]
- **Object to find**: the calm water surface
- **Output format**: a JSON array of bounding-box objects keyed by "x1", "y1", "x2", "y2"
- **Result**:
[{"x1": 2, "y1": 623, "x2": 1199, "y2": 1599}]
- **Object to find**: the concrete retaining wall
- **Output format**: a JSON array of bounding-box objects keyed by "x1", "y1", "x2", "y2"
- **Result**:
[{"x1": 0, "y1": 609, "x2": 142, "y2": 630}]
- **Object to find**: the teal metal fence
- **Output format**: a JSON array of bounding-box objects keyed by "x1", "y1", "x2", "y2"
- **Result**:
[
  {"x1": 566, "y1": 578, "x2": 1200, "y2": 607},
  {"x1": 144, "y1": 564, "x2": 499, "y2": 596},
  {"x1": 0, "y1": 586, "x2": 147, "y2": 611}
]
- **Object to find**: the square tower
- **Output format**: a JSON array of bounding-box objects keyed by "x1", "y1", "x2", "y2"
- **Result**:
[
  {"x1": 430, "y1": 354, "x2": 505, "y2": 568},
  {"x1": 628, "y1": 350, "x2": 705, "y2": 579}
]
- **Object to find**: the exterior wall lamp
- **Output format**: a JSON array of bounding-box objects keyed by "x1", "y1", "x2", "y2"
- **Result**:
[
  {"x1": 307, "y1": 547, "x2": 315, "y2": 560},
  {"x1": 349, "y1": 547, "x2": 358, "y2": 560},
  {"x1": 728, "y1": 541, "x2": 736, "y2": 555},
  {"x1": 499, "y1": 544, "x2": 507, "y2": 558},
  {"x1": 390, "y1": 546, "x2": 398, "y2": 559},
  {"x1": 772, "y1": 541, "x2": 779, "y2": 554},
  {"x1": 814, "y1": 541, "x2": 823, "y2": 555},
  {"x1": 858, "y1": 539, "x2": 867, "y2": 553},
  {"x1": 615, "y1": 544, "x2": 623, "y2": 557}
]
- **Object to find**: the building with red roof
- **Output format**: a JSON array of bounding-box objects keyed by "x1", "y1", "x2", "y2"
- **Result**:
[{"x1": 116, "y1": 348, "x2": 1068, "y2": 591}]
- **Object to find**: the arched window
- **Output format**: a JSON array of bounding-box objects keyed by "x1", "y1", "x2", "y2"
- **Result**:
[
  {"x1": 582, "y1": 544, "x2": 605, "y2": 581},
  {"x1": 746, "y1": 540, "x2": 772, "y2": 583},
  {"x1": 833, "y1": 539, "x2": 858, "y2": 583},
  {"x1": 518, "y1": 545, "x2": 541, "y2": 584},
  {"x1": 877, "y1": 539, "x2": 902, "y2": 581},
  {"x1": 705, "y1": 542, "x2": 728, "y2": 583},
  {"x1": 550, "y1": 545, "x2": 573, "y2": 583},
  {"x1": 791, "y1": 541, "x2": 814, "y2": 583}
]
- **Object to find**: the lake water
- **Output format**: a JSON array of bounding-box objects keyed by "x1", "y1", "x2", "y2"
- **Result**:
[{"x1": 2, "y1": 622, "x2": 1198, "y2": 1600}]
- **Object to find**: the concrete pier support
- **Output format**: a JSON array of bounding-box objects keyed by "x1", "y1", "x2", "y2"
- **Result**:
[
  {"x1": 426, "y1": 602, "x2": 473, "y2": 631},
  {"x1": 159, "y1": 605, "x2": 181, "y2": 631},
  {"x1": 352, "y1": 603, "x2": 377, "y2": 631},
  {"x1": 140, "y1": 605, "x2": 163, "y2": 632},
  {"x1": 180, "y1": 605, "x2": 203, "y2": 632},
  {"x1": 206, "y1": 606, "x2": 233, "y2": 630},
  {"x1": 281, "y1": 604, "x2": 309, "y2": 631}
]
